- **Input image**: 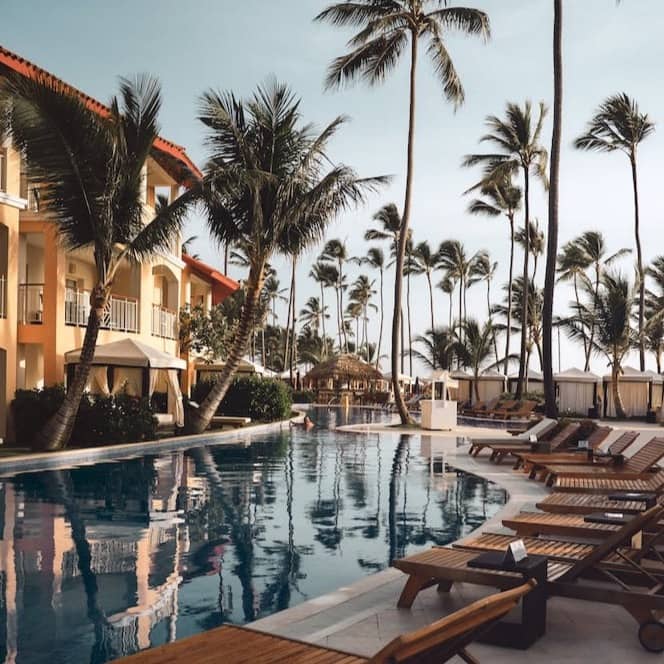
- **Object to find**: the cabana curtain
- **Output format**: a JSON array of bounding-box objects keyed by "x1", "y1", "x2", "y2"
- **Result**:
[
  {"x1": 111, "y1": 367, "x2": 142, "y2": 397},
  {"x1": 166, "y1": 369, "x2": 184, "y2": 427}
]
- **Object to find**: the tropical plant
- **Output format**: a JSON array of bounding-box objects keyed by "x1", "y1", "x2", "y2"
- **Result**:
[
  {"x1": 349, "y1": 274, "x2": 377, "y2": 362},
  {"x1": 564, "y1": 272, "x2": 636, "y2": 419},
  {"x1": 437, "y1": 275, "x2": 456, "y2": 329},
  {"x1": 320, "y1": 239, "x2": 351, "y2": 352},
  {"x1": 300, "y1": 296, "x2": 329, "y2": 337},
  {"x1": 181, "y1": 234, "x2": 199, "y2": 258},
  {"x1": 516, "y1": 219, "x2": 545, "y2": 282},
  {"x1": 359, "y1": 247, "x2": 386, "y2": 369},
  {"x1": 574, "y1": 93, "x2": 654, "y2": 370},
  {"x1": 187, "y1": 81, "x2": 385, "y2": 433},
  {"x1": 0, "y1": 74, "x2": 195, "y2": 449},
  {"x1": 463, "y1": 100, "x2": 548, "y2": 398},
  {"x1": 411, "y1": 240, "x2": 441, "y2": 336},
  {"x1": 469, "y1": 251, "x2": 500, "y2": 365},
  {"x1": 466, "y1": 175, "x2": 521, "y2": 373},
  {"x1": 309, "y1": 260, "x2": 337, "y2": 357},
  {"x1": 263, "y1": 276, "x2": 288, "y2": 327},
  {"x1": 410, "y1": 327, "x2": 457, "y2": 372},
  {"x1": 317, "y1": 0, "x2": 490, "y2": 424}
]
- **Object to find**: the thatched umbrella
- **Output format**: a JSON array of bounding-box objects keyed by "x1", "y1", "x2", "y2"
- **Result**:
[{"x1": 304, "y1": 354, "x2": 385, "y2": 394}]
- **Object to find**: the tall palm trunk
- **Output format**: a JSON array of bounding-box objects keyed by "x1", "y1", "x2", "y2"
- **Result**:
[
  {"x1": 290, "y1": 258, "x2": 297, "y2": 386},
  {"x1": 612, "y1": 360, "x2": 626, "y2": 419},
  {"x1": 400, "y1": 307, "x2": 405, "y2": 374},
  {"x1": 189, "y1": 262, "x2": 266, "y2": 433},
  {"x1": 406, "y1": 267, "x2": 413, "y2": 376},
  {"x1": 376, "y1": 267, "x2": 384, "y2": 370},
  {"x1": 631, "y1": 152, "x2": 645, "y2": 371},
  {"x1": 338, "y1": 259, "x2": 348, "y2": 353},
  {"x1": 426, "y1": 272, "x2": 434, "y2": 337},
  {"x1": 515, "y1": 169, "x2": 530, "y2": 399},
  {"x1": 335, "y1": 286, "x2": 342, "y2": 351},
  {"x1": 586, "y1": 263, "x2": 600, "y2": 371},
  {"x1": 505, "y1": 214, "x2": 515, "y2": 374},
  {"x1": 35, "y1": 284, "x2": 108, "y2": 450},
  {"x1": 320, "y1": 281, "x2": 328, "y2": 358},
  {"x1": 573, "y1": 273, "x2": 588, "y2": 362},
  {"x1": 391, "y1": 33, "x2": 417, "y2": 425},
  {"x1": 447, "y1": 291, "x2": 452, "y2": 329},
  {"x1": 283, "y1": 264, "x2": 294, "y2": 372},
  {"x1": 487, "y1": 280, "x2": 499, "y2": 365}
]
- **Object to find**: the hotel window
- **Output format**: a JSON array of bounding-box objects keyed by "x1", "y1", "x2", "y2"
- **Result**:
[{"x1": 0, "y1": 149, "x2": 6, "y2": 193}]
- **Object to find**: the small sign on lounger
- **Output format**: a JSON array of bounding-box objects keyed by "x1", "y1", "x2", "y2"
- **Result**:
[{"x1": 503, "y1": 539, "x2": 528, "y2": 565}]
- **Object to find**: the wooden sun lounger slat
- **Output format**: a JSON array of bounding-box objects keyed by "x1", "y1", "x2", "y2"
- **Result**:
[
  {"x1": 488, "y1": 422, "x2": 581, "y2": 464},
  {"x1": 537, "y1": 492, "x2": 650, "y2": 515},
  {"x1": 502, "y1": 512, "x2": 628, "y2": 539},
  {"x1": 553, "y1": 470, "x2": 664, "y2": 493}
]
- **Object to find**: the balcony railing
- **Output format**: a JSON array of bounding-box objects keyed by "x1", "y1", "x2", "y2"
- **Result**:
[
  {"x1": 18, "y1": 283, "x2": 44, "y2": 324},
  {"x1": 65, "y1": 287, "x2": 139, "y2": 333},
  {"x1": 152, "y1": 304, "x2": 178, "y2": 340}
]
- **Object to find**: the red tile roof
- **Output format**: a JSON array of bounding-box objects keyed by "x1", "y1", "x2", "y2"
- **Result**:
[
  {"x1": 0, "y1": 45, "x2": 202, "y2": 182},
  {"x1": 182, "y1": 254, "x2": 240, "y2": 305}
]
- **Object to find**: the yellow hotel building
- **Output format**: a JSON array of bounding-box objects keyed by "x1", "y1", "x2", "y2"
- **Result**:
[{"x1": 0, "y1": 46, "x2": 238, "y2": 441}]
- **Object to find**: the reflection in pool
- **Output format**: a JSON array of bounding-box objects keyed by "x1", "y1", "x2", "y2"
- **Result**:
[{"x1": 0, "y1": 407, "x2": 506, "y2": 663}]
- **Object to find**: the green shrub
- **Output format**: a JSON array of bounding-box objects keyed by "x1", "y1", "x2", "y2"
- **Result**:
[
  {"x1": 290, "y1": 389, "x2": 316, "y2": 404},
  {"x1": 191, "y1": 375, "x2": 292, "y2": 422},
  {"x1": 11, "y1": 387, "x2": 157, "y2": 449}
]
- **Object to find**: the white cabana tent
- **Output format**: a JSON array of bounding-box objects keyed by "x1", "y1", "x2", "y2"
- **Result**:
[
  {"x1": 474, "y1": 370, "x2": 507, "y2": 404},
  {"x1": 602, "y1": 366, "x2": 659, "y2": 418},
  {"x1": 448, "y1": 370, "x2": 472, "y2": 403},
  {"x1": 65, "y1": 338, "x2": 186, "y2": 427},
  {"x1": 384, "y1": 372, "x2": 415, "y2": 397},
  {"x1": 554, "y1": 367, "x2": 600, "y2": 416},
  {"x1": 507, "y1": 369, "x2": 544, "y2": 394},
  {"x1": 195, "y1": 357, "x2": 276, "y2": 382}
]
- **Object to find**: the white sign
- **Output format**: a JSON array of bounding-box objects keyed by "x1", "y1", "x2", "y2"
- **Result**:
[{"x1": 508, "y1": 539, "x2": 528, "y2": 563}]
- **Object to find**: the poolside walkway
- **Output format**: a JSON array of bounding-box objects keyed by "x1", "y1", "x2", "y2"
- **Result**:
[{"x1": 247, "y1": 429, "x2": 656, "y2": 663}]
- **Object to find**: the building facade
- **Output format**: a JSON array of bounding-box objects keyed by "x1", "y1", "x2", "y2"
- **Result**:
[{"x1": 0, "y1": 46, "x2": 238, "y2": 441}]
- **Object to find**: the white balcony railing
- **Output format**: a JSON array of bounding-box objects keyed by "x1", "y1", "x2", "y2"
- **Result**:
[
  {"x1": 18, "y1": 283, "x2": 44, "y2": 324},
  {"x1": 152, "y1": 304, "x2": 178, "y2": 340},
  {"x1": 65, "y1": 287, "x2": 139, "y2": 333}
]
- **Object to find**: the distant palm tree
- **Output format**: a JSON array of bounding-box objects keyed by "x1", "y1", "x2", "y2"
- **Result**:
[
  {"x1": 516, "y1": 219, "x2": 545, "y2": 282},
  {"x1": 320, "y1": 239, "x2": 351, "y2": 353},
  {"x1": 463, "y1": 100, "x2": 548, "y2": 398},
  {"x1": 300, "y1": 296, "x2": 329, "y2": 337},
  {"x1": 1, "y1": 74, "x2": 195, "y2": 449},
  {"x1": 310, "y1": 261, "x2": 338, "y2": 357},
  {"x1": 646, "y1": 256, "x2": 664, "y2": 373},
  {"x1": 469, "y1": 252, "x2": 500, "y2": 365},
  {"x1": 317, "y1": 0, "x2": 490, "y2": 425},
  {"x1": 181, "y1": 234, "x2": 200, "y2": 259},
  {"x1": 263, "y1": 276, "x2": 288, "y2": 326},
  {"x1": 349, "y1": 274, "x2": 377, "y2": 362},
  {"x1": 466, "y1": 176, "x2": 521, "y2": 373},
  {"x1": 574, "y1": 93, "x2": 654, "y2": 370},
  {"x1": 411, "y1": 240, "x2": 441, "y2": 336},
  {"x1": 410, "y1": 327, "x2": 457, "y2": 372},
  {"x1": 358, "y1": 247, "x2": 386, "y2": 369},
  {"x1": 437, "y1": 276, "x2": 456, "y2": 330},
  {"x1": 565, "y1": 272, "x2": 636, "y2": 419},
  {"x1": 188, "y1": 81, "x2": 384, "y2": 433}
]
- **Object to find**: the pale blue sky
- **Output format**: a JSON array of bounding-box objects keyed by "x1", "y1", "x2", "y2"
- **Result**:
[{"x1": 2, "y1": 0, "x2": 663, "y2": 375}]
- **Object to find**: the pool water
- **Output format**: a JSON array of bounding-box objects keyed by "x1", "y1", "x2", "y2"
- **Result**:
[{"x1": 0, "y1": 407, "x2": 506, "y2": 663}]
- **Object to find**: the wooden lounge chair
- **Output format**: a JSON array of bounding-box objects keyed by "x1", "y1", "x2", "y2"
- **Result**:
[
  {"x1": 537, "y1": 491, "x2": 660, "y2": 515},
  {"x1": 116, "y1": 582, "x2": 536, "y2": 664},
  {"x1": 491, "y1": 400, "x2": 537, "y2": 420},
  {"x1": 393, "y1": 504, "x2": 664, "y2": 652},
  {"x1": 210, "y1": 415, "x2": 252, "y2": 429},
  {"x1": 463, "y1": 397, "x2": 501, "y2": 417},
  {"x1": 468, "y1": 418, "x2": 557, "y2": 457},
  {"x1": 542, "y1": 436, "x2": 664, "y2": 486},
  {"x1": 514, "y1": 428, "x2": 635, "y2": 477},
  {"x1": 487, "y1": 422, "x2": 581, "y2": 465},
  {"x1": 554, "y1": 469, "x2": 664, "y2": 494}
]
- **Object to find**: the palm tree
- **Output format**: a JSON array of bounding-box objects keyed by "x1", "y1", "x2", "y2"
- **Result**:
[
  {"x1": 309, "y1": 261, "x2": 337, "y2": 358},
  {"x1": 574, "y1": 93, "x2": 654, "y2": 371},
  {"x1": 452, "y1": 319, "x2": 501, "y2": 402},
  {"x1": 360, "y1": 247, "x2": 386, "y2": 370},
  {"x1": 646, "y1": 256, "x2": 664, "y2": 373},
  {"x1": 565, "y1": 272, "x2": 636, "y2": 419},
  {"x1": 437, "y1": 276, "x2": 456, "y2": 329},
  {"x1": 317, "y1": 0, "x2": 490, "y2": 425},
  {"x1": 469, "y1": 251, "x2": 500, "y2": 365},
  {"x1": 263, "y1": 276, "x2": 288, "y2": 327},
  {"x1": 181, "y1": 234, "x2": 199, "y2": 258},
  {"x1": 463, "y1": 100, "x2": 548, "y2": 398},
  {"x1": 411, "y1": 240, "x2": 441, "y2": 336},
  {"x1": 188, "y1": 81, "x2": 385, "y2": 433},
  {"x1": 438, "y1": 240, "x2": 479, "y2": 336},
  {"x1": 300, "y1": 296, "x2": 329, "y2": 338},
  {"x1": 320, "y1": 239, "x2": 351, "y2": 353},
  {"x1": 466, "y1": 176, "x2": 521, "y2": 373},
  {"x1": 1, "y1": 74, "x2": 195, "y2": 450},
  {"x1": 410, "y1": 327, "x2": 456, "y2": 372},
  {"x1": 542, "y1": 0, "x2": 563, "y2": 418},
  {"x1": 516, "y1": 219, "x2": 544, "y2": 282},
  {"x1": 349, "y1": 274, "x2": 377, "y2": 363}
]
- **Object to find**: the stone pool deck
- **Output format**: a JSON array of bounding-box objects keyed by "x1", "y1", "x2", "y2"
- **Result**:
[{"x1": 248, "y1": 423, "x2": 657, "y2": 663}]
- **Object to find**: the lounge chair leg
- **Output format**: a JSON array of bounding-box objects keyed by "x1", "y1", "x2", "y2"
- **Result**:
[
  {"x1": 397, "y1": 575, "x2": 436, "y2": 609},
  {"x1": 437, "y1": 580, "x2": 453, "y2": 593},
  {"x1": 458, "y1": 647, "x2": 480, "y2": 664}
]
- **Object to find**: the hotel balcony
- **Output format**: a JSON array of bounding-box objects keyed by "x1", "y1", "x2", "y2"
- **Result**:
[
  {"x1": 151, "y1": 304, "x2": 178, "y2": 340},
  {"x1": 65, "y1": 287, "x2": 139, "y2": 333}
]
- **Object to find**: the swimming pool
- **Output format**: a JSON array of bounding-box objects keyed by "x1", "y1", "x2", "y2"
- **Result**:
[{"x1": 0, "y1": 407, "x2": 506, "y2": 663}]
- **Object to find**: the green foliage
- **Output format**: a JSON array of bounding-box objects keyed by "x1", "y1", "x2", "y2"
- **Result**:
[
  {"x1": 192, "y1": 376, "x2": 292, "y2": 422},
  {"x1": 179, "y1": 302, "x2": 236, "y2": 361},
  {"x1": 12, "y1": 387, "x2": 157, "y2": 448}
]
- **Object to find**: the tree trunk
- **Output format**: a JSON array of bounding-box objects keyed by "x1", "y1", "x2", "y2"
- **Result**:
[
  {"x1": 631, "y1": 152, "x2": 645, "y2": 371},
  {"x1": 612, "y1": 362, "x2": 626, "y2": 419},
  {"x1": 336, "y1": 286, "x2": 342, "y2": 351},
  {"x1": 320, "y1": 281, "x2": 327, "y2": 358},
  {"x1": 283, "y1": 268, "x2": 294, "y2": 372},
  {"x1": 339, "y1": 259, "x2": 348, "y2": 353},
  {"x1": 505, "y1": 213, "x2": 515, "y2": 374},
  {"x1": 586, "y1": 263, "x2": 600, "y2": 371},
  {"x1": 407, "y1": 266, "x2": 413, "y2": 377},
  {"x1": 488, "y1": 281, "x2": 499, "y2": 365},
  {"x1": 448, "y1": 292, "x2": 452, "y2": 329},
  {"x1": 573, "y1": 273, "x2": 587, "y2": 362},
  {"x1": 376, "y1": 267, "x2": 384, "y2": 370},
  {"x1": 35, "y1": 284, "x2": 108, "y2": 450},
  {"x1": 516, "y1": 168, "x2": 531, "y2": 400},
  {"x1": 391, "y1": 33, "x2": 417, "y2": 425},
  {"x1": 290, "y1": 257, "x2": 297, "y2": 386},
  {"x1": 188, "y1": 261, "x2": 266, "y2": 433},
  {"x1": 426, "y1": 272, "x2": 434, "y2": 335},
  {"x1": 400, "y1": 307, "x2": 405, "y2": 374}
]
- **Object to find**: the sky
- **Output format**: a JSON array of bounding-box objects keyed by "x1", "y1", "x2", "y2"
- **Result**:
[{"x1": 2, "y1": 0, "x2": 663, "y2": 377}]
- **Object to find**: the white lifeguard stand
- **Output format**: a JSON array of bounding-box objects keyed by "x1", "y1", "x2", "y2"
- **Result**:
[{"x1": 421, "y1": 370, "x2": 458, "y2": 430}]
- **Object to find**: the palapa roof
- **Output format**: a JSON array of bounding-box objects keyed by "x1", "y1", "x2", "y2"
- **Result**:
[{"x1": 305, "y1": 354, "x2": 384, "y2": 381}]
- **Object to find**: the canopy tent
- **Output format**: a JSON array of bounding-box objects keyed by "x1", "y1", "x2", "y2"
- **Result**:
[
  {"x1": 195, "y1": 357, "x2": 275, "y2": 382},
  {"x1": 384, "y1": 372, "x2": 414, "y2": 396},
  {"x1": 554, "y1": 367, "x2": 601, "y2": 416},
  {"x1": 507, "y1": 369, "x2": 544, "y2": 394},
  {"x1": 65, "y1": 339, "x2": 185, "y2": 427},
  {"x1": 601, "y1": 366, "x2": 661, "y2": 418},
  {"x1": 474, "y1": 370, "x2": 507, "y2": 404}
]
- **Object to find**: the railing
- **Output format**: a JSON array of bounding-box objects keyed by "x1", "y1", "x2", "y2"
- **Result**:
[
  {"x1": 152, "y1": 304, "x2": 178, "y2": 340},
  {"x1": 18, "y1": 283, "x2": 44, "y2": 324},
  {"x1": 0, "y1": 275, "x2": 6, "y2": 319},
  {"x1": 65, "y1": 287, "x2": 139, "y2": 333}
]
